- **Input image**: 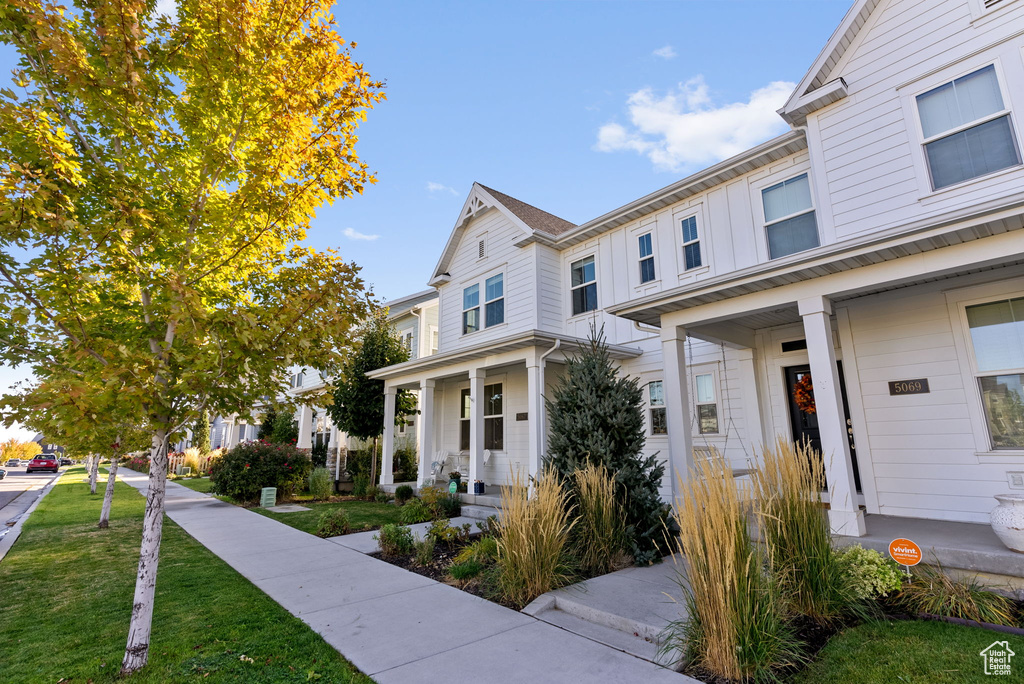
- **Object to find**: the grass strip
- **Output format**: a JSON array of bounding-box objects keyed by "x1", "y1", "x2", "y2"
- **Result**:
[{"x1": 0, "y1": 467, "x2": 371, "y2": 683}]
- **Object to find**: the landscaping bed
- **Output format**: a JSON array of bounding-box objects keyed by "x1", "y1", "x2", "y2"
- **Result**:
[{"x1": 0, "y1": 467, "x2": 369, "y2": 683}]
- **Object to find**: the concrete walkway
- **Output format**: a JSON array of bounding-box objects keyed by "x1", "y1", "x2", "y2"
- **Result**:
[{"x1": 118, "y1": 470, "x2": 696, "y2": 683}]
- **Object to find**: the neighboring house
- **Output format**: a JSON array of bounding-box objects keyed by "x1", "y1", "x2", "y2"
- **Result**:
[
  {"x1": 370, "y1": 0, "x2": 1024, "y2": 537},
  {"x1": 31, "y1": 433, "x2": 65, "y2": 456}
]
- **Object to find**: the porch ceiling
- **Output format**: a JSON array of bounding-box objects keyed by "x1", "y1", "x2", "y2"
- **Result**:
[
  {"x1": 366, "y1": 330, "x2": 643, "y2": 383},
  {"x1": 610, "y1": 197, "x2": 1024, "y2": 327}
]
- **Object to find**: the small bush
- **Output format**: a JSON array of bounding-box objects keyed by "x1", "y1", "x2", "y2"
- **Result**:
[
  {"x1": 395, "y1": 485, "x2": 414, "y2": 504},
  {"x1": 316, "y1": 509, "x2": 351, "y2": 538},
  {"x1": 376, "y1": 523, "x2": 414, "y2": 558},
  {"x1": 414, "y1": 537, "x2": 435, "y2": 566},
  {"x1": 419, "y1": 485, "x2": 445, "y2": 513},
  {"x1": 455, "y1": 536, "x2": 499, "y2": 566},
  {"x1": 574, "y1": 462, "x2": 628, "y2": 576},
  {"x1": 476, "y1": 515, "x2": 499, "y2": 536},
  {"x1": 352, "y1": 474, "x2": 369, "y2": 498},
  {"x1": 426, "y1": 519, "x2": 461, "y2": 547},
  {"x1": 398, "y1": 498, "x2": 432, "y2": 524},
  {"x1": 496, "y1": 469, "x2": 575, "y2": 609},
  {"x1": 896, "y1": 565, "x2": 1017, "y2": 625},
  {"x1": 450, "y1": 560, "x2": 483, "y2": 581},
  {"x1": 308, "y1": 467, "x2": 333, "y2": 501},
  {"x1": 310, "y1": 441, "x2": 329, "y2": 468},
  {"x1": 210, "y1": 441, "x2": 312, "y2": 503},
  {"x1": 374, "y1": 489, "x2": 392, "y2": 504},
  {"x1": 835, "y1": 545, "x2": 904, "y2": 601},
  {"x1": 437, "y1": 493, "x2": 461, "y2": 518}
]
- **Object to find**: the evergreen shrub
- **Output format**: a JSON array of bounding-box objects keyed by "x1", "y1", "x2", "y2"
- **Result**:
[{"x1": 395, "y1": 484, "x2": 414, "y2": 504}]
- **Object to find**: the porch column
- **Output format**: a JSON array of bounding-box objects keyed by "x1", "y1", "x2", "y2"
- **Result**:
[
  {"x1": 799, "y1": 295, "x2": 865, "y2": 537},
  {"x1": 661, "y1": 324, "x2": 693, "y2": 506},
  {"x1": 526, "y1": 353, "x2": 544, "y2": 481},
  {"x1": 296, "y1": 405, "x2": 313, "y2": 450},
  {"x1": 468, "y1": 368, "x2": 485, "y2": 485},
  {"x1": 381, "y1": 385, "x2": 397, "y2": 485},
  {"x1": 735, "y1": 348, "x2": 766, "y2": 460},
  {"x1": 417, "y1": 379, "x2": 436, "y2": 486},
  {"x1": 328, "y1": 424, "x2": 339, "y2": 481}
]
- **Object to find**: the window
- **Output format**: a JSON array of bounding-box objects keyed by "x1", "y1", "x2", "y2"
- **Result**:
[
  {"x1": 681, "y1": 216, "x2": 702, "y2": 270},
  {"x1": 638, "y1": 233, "x2": 656, "y2": 283},
  {"x1": 695, "y1": 372, "x2": 719, "y2": 434},
  {"x1": 485, "y1": 273, "x2": 504, "y2": 327},
  {"x1": 762, "y1": 174, "x2": 819, "y2": 259},
  {"x1": 430, "y1": 327, "x2": 439, "y2": 354},
  {"x1": 648, "y1": 381, "x2": 667, "y2": 435},
  {"x1": 917, "y1": 65, "x2": 1020, "y2": 190},
  {"x1": 462, "y1": 284, "x2": 480, "y2": 334},
  {"x1": 402, "y1": 331, "x2": 414, "y2": 357},
  {"x1": 571, "y1": 255, "x2": 598, "y2": 315},
  {"x1": 459, "y1": 383, "x2": 504, "y2": 450},
  {"x1": 291, "y1": 370, "x2": 304, "y2": 388},
  {"x1": 966, "y1": 297, "x2": 1024, "y2": 449}
]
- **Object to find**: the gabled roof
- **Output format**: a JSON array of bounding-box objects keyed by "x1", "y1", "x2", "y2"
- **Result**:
[
  {"x1": 779, "y1": 0, "x2": 883, "y2": 125},
  {"x1": 429, "y1": 183, "x2": 577, "y2": 285},
  {"x1": 383, "y1": 289, "x2": 438, "y2": 320}
]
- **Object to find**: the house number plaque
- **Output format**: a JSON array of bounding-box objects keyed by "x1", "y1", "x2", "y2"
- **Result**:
[
  {"x1": 888, "y1": 379, "x2": 929, "y2": 396},
  {"x1": 516, "y1": 412, "x2": 529, "y2": 421}
]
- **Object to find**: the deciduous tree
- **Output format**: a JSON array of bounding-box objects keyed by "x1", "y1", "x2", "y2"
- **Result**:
[{"x1": 0, "y1": 0, "x2": 382, "y2": 673}]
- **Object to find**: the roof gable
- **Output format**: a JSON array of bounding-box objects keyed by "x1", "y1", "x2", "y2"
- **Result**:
[
  {"x1": 429, "y1": 183, "x2": 576, "y2": 284},
  {"x1": 780, "y1": 0, "x2": 884, "y2": 124}
]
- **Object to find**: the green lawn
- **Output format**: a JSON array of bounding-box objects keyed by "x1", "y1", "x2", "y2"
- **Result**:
[
  {"x1": 174, "y1": 476, "x2": 216, "y2": 494},
  {"x1": 0, "y1": 467, "x2": 370, "y2": 683},
  {"x1": 251, "y1": 500, "x2": 404, "y2": 535},
  {"x1": 794, "y1": 619, "x2": 1021, "y2": 683}
]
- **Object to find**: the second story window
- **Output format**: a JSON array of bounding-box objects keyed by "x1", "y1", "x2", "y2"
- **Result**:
[
  {"x1": 917, "y1": 65, "x2": 1021, "y2": 190},
  {"x1": 402, "y1": 331, "x2": 415, "y2": 358},
  {"x1": 681, "y1": 216, "x2": 702, "y2": 270},
  {"x1": 762, "y1": 173, "x2": 819, "y2": 260},
  {"x1": 571, "y1": 255, "x2": 598, "y2": 316},
  {"x1": 463, "y1": 284, "x2": 480, "y2": 334},
  {"x1": 648, "y1": 381, "x2": 667, "y2": 435},
  {"x1": 638, "y1": 233, "x2": 656, "y2": 283},
  {"x1": 485, "y1": 274, "x2": 504, "y2": 327}
]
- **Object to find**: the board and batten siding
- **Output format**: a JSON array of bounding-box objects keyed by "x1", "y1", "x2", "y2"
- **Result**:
[
  {"x1": 809, "y1": 0, "x2": 1024, "y2": 241},
  {"x1": 840, "y1": 274, "x2": 1024, "y2": 523}
]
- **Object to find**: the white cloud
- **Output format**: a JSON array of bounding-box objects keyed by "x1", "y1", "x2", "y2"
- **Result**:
[
  {"x1": 652, "y1": 45, "x2": 677, "y2": 60},
  {"x1": 426, "y1": 181, "x2": 458, "y2": 195},
  {"x1": 595, "y1": 76, "x2": 795, "y2": 172},
  {"x1": 343, "y1": 227, "x2": 380, "y2": 241}
]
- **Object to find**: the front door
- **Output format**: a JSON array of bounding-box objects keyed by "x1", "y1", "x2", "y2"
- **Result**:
[{"x1": 784, "y1": 363, "x2": 861, "y2": 493}]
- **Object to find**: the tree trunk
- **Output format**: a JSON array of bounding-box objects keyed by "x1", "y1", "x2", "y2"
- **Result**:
[
  {"x1": 98, "y1": 456, "x2": 119, "y2": 529},
  {"x1": 121, "y1": 431, "x2": 169, "y2": 675},
  {"x1": 89, "y1": 454, "x2": 100, "y2": 494},
  {"x1": 370, "y1": 436, "x2": 378, "y2": 488}
]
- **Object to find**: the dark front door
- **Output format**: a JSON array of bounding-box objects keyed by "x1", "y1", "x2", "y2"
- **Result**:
[{"x1": 784, "y1": 363, "x2": 861, "y2": 493}]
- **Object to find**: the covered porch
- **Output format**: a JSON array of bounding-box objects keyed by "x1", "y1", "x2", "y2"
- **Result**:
[{"x1": 368, "y1": 330, "x2": 642, "y2": 490}]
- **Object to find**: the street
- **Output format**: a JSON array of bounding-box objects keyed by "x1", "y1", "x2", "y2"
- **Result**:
[{"x1": 1, "y1": 467, "x2": 61, "y2": 521}]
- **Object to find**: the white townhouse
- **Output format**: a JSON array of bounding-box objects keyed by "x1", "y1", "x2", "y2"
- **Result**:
[{"x1": 370, "y1": 0, "x2": 1024, "y2": 539}]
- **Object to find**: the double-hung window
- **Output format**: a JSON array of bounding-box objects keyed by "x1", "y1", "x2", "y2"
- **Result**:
[
  {"x1": 463, "y1": 274, "x2": 504, "y2": 335},
  {"x1": 648, "y1": 381, "x2": 667, "y2": 435},
  {"x1": 485, "y1": 274, "x2": 504, "y2": 327},
  {"x1": 695, "y1": 372, "x2": 719, "y2": 434},
  {"x1": 762, "y1": 174, "x2": 819, "y2": 260},
  {"x1": 681, "y1": 216, "x2": 702, "y2": 270},
  {"x1": 638, "y1": 233, "x2": 656, "y2": 283},
  {"x1": 462, "y1": 284, "x2": 480, "y2": 334},
  {"x1": 966, "y1": 296, "x2": 1024, "y2": 449},
  {"x1": 459, "y1": 383, "x2": 504, "y2": 450},
  {"x1": 571, "y1": 255, "x2": 598, "y2": 315},
  {"x1": 917, "y1": 65, "x2": 1020, "y2": 190}
]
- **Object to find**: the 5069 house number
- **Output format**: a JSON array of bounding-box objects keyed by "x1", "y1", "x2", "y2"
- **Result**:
[{"x1": 888, "y1": 379, "x2": 930, "y2": 396}]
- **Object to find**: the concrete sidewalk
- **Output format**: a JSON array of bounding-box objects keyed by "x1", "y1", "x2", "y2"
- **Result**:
[{"x1": 118, "y1": 470, "x2": 696, "y2": 683}]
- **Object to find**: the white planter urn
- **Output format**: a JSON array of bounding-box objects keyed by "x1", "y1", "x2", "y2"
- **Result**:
[{"x1": 991, "y1": 494, "x2": 1024, "y2": 553}]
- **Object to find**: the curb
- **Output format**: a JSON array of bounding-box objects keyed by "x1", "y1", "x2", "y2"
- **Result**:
[{"x1": 0, "y1": 472, "x2": 62, "y2": 564}]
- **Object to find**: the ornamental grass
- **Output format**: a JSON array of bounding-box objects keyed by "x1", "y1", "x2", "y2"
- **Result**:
[
  {"x1": 669, "y1": 450, "x2": 800, "y2": 682},
  {"x1": 496, "y1": 469, "x2": 575, "y2": 609},
  {"x1": 573, "y1": 462, "x2": 629, "y2": 576}
]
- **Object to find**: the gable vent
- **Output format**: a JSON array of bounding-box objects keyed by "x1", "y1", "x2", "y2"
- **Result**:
[
  {"x1": 478, "y1": 239, "x2": 485, "y2": 259},
  {"x1": 984, "y1": 0, "x2": 1003, "y2": 7}
]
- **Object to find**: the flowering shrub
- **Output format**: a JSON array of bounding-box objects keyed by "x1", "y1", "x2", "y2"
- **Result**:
[
  {"x1": 210, "y1": 440, "x2": 312, "y2": 502},
  {"x1": 124, "y1": 454, "x2": 151, "y2": 473},
  {"x1": 835, "y1": 544, "x2": 904, "y2": 601}
]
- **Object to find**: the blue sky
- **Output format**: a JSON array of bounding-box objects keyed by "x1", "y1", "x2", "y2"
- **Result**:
[{"x1": 0, "y1": 0, "x2": 853, "y2": 438}]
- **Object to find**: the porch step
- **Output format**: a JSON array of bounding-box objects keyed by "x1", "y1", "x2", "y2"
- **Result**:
[
  {"x1": 525, "y1": 603, "x2": 666, "y2": 664},
  {"x1": 461, "y1": 504, "x2": 501, "y2": 522}
]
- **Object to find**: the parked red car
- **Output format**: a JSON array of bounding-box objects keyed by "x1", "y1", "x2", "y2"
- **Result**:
[{"x1": 26, "y1": 454, "x2": 60, "y2": 473}]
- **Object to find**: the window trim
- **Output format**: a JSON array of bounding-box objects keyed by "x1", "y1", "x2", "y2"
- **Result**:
[
  {"x1": 647, "y1": 380, "x2": 667, "y2": 436},
  {"x1": 484, "y1": 273, "x2": 505, "y2": 329},
  {"x1": 569, "y1": 253, "x2": 599, "y2": 318},
  {"x1": 680, "y1": 214, "x2": 703, "y2": 271},
  {"x1": 637, "y1": 232, "x2": 656, "y2": 284},
  {"x1": 759, "y1": 172, "x2": 820, "y2": 261},
  {"x1": 460, "y1": 270, "x2": 505, "y2": 335},
  {"x1": 692, "y1": 368, "x2": 721, "y2": 436},
  {"x1": 458, "y1": 381, "x2": 505, "y2": 452}
]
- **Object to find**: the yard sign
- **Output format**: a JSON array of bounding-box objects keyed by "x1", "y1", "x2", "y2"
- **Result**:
[{"x1": 888, "y1": 538, "x2": 922, "y2": 575}]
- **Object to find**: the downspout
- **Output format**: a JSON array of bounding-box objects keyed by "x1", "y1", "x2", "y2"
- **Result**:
[
  {"x1": 633, "y1": 320, "x2": 660, "y2": 335},
  {"x1": 409, "y1": 306, "x2": 421, "y2": 360}
]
